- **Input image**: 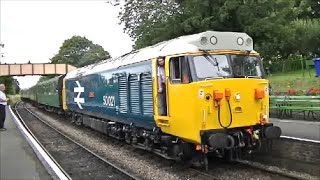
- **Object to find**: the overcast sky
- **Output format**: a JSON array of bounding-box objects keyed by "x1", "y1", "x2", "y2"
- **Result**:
[{"x1": 0, "y1": 0, "x2": 133, "y2": 89}]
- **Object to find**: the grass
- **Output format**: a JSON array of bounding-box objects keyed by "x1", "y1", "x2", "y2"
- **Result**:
[{"x1": 267, "y1": 69, "x2": 320, "y2": 92}]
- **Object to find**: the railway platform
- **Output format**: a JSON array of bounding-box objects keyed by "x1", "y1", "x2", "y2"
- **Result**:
[
  {"x1": 0, "y1": 106, "x2": 51, "y2": 180},
  {"x1": 270, "y1": 118, "x2": 320, "y2": 142}
]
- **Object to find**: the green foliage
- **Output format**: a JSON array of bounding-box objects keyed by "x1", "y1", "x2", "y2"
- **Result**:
[
  {"x1": 37, "y1": 36, "x2": 111, "y2": 85},
  {"x1": 51, "y1": 36, "x2": 111, "y2": 68},
  {"x1": 115, "y1": 0, "x2": 320, "y2": 61},
  {"x1": 296, "y1": 0, "x2": 320, "y2": 19},
  {"x1": 291, "y1": 19, "x2": 320, "y2": 55},
  {"x1": 0, "y1": 76, "x2": 15, "y2": 95},
  {"x1": 117, "y1": 0, "x2": 181, "y2": 48},
  {"x1": 38, "y1": 75, "x2": 56, "y2": 83}
]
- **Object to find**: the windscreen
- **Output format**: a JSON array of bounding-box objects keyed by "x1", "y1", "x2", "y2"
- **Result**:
[{"x1": 230, "y1": 55, "x2": 263, "y2": 77}]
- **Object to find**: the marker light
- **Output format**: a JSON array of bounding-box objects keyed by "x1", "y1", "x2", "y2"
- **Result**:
[
  {"x1": 255, "y1": 88, "x2": 265, "y2": 99},
  {"x1": 225, "y1": 88, "x2": 231, "y2": 100},
  {"x1": 237, "y1": 37, "x2": 244, "y2": 45},
  {"x1": 210, "y1": 36, "x2": 218, "y2": 45},
  {"x1": 213, "y1": 90, "x2": 223, "y2": 101},
  {"x1": 213, "y1": 90, "x2": 223, "y2": 106},
  {"x1": 246, "y1": 38, "x2": 252, "y2": 45},
  {"x1": 259, "y1": 113, "x2": 267, "y2": 125}
]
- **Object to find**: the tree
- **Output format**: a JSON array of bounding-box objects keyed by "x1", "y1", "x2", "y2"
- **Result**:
[
  {"x1": 290, "y1": 19, "x2": 320, "y2": 56},
  {"x1": 114, "y1": 0, "x2": 320, "y2": 64},
  {"x1": 0, "y1": 76, "x2": 15, "y2": 95},
  {"x1": 296, "y1": 0, "x2": 320, "y2": 19},
  {"x1": 51, "y1": 36, "x2": 111, "y2": 68},
  {"x1": 120, "y1": 1, "x2": 317, "y2": 54},
  {"x1": 38, "y1": 76, "x2": 55, "y2": 84},
  {"x1": 37, "y1": 36, "x2": 111, "y2": 84},
  {"x1": 114, "y1": 0, "x2": 182, "y2": 48}
]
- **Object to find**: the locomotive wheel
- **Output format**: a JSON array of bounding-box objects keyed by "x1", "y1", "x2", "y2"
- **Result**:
[
  {"x1": 71, "y1": 112, "x2": 76, "y2": 123},
  {"x1": 75, "y1": 115, "x2": 83, "y2": 126}
]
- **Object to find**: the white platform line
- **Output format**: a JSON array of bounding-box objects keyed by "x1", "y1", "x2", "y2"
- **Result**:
[
  {"x1": 9, "y1": 105, "x2": 69, "y2": 180},
  {"x1": 281, "y1": 135, "x2": 320, "y2": 144}
]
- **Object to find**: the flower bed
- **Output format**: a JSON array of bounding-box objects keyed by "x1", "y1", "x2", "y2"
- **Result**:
[{"x1": 271, "y1": 88, "x2": 320, "y2": 96}]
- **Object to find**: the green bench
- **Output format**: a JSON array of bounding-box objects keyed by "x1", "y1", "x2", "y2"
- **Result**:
[{"x1": 269, "y1": 96, "x2": 320, "y2": 119}]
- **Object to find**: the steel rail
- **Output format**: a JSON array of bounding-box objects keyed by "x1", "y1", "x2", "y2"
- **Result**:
[
  {"x1": 13, "y1": 101, "x2": 71, "y2": 180},
  {"x1": 235, "y1": 159, "x2": 318, "y2": 180},
  {"x1": 21, "y1": 102, "x2": 140, "y2": 180},
  {"x1": 188, "y1": 167, "x2": 221, "y2": 180}
]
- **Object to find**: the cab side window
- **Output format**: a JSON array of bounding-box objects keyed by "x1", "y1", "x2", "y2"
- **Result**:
[{"x1": 169, "y1": 56, "x2": 191, "y2": 84}]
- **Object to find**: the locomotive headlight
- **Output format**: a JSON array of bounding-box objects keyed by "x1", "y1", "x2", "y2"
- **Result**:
[
  {"x1": 235, "y1": 93, "x2": 241, "y2": 101},
  {"x1": 263, "y1": 114, "x2": 268, "y2": 120},
  {"x1": 260, "y1": 113, "x2": 268, "y2": 125},
  {"x1": 246, "y1": 38, "x2": 252, "y2": 45},
  {"x1": 200, "y1": 36, "x2": 208, "y2": 45},
  {"x1": 210, "y1": 36, "x2": 218, "y2": 45},
  {"x1": 237, "y1": 37, "x2": 244, "y2": 45}
]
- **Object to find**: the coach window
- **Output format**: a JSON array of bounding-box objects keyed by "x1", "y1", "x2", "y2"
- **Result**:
[{"x1": 169, "y1": 56, "x2": 191, "y2": 84}]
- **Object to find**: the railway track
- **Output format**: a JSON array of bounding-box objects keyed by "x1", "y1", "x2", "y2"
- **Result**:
[
  {"x1": 235, "y1": 159, "x2": 316, "y2": 180},
  {"x1": 18, "y1": 101, "x2": 319, "y2": 180},
  {"x1": 14, "y1": 101, "x2": 139, "y2": 180}
]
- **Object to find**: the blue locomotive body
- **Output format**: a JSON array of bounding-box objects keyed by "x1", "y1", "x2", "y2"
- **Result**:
[{"x1": 65, "y1": 60, "x2": 155, "y2": 129}]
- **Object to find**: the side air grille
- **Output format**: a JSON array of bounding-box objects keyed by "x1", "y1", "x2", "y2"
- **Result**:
[
  {"x1": 118, "y1": 75, "x2": 128, "y2": 113},
  {"x1": 129, "y1": 74, "x2": 140, "y2": 114},
  {"x1": 141, "y1": 73, "x2": 153, "y2": 115}
]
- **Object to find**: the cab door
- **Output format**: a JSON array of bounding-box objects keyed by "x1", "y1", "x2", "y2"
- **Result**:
[
  {"x1": 153, "y1": 57, "x2": 170, "y2": 126},
  {"x1": 153, "y1": 56, "x2": 197, "y2": 141}
]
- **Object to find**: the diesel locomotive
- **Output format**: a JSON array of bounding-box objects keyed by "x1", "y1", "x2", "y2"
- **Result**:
[{"x1": 21, "y1": 31, "x2": 281, "y2": 168}]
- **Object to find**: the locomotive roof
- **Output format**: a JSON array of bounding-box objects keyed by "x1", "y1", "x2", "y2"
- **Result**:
[{"x1": 65, "y1": 31, "x2": 254, "y2": 79}]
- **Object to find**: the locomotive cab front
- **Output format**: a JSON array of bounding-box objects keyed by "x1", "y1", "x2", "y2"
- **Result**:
[
  {"x1": 153, "y1": 32, "x2": 281, "y2": 158},
  {"x1": 189, "y1": 52, "x2": 281, "y2": 150}
]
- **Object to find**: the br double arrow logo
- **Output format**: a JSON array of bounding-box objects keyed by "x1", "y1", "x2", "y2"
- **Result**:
[{"x1": 74, "y1": 81, "x2": 84, "y2": 109}]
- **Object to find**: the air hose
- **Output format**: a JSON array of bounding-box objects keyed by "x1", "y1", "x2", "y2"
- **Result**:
[{"x1": 217, "y1": 100, "x2": 233, "y2": 128}]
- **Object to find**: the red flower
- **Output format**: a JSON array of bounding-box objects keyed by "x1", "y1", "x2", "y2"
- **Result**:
[
  {"x1": 306, "y1": 88, "x2": 320, "y2": 95},
  {"x1": 287, "y1": 89, "x2": 296, "y2": 95}
]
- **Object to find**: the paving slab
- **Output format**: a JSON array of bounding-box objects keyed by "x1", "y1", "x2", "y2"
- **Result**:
[
  {"x1": 270, "y1": 118, "x2": 320, "y2": 141},
  {"x1": 0, "y1": 106, "x2": 51, "y2": 180}
]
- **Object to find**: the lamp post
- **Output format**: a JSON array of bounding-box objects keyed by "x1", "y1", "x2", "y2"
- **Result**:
[{"x1": 0, "y1": 43, "x2": 4, "y2": 64}]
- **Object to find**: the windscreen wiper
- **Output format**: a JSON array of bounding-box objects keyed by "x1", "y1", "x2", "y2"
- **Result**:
[
  {"x1": 233, "y1": 75, "x2": 261, "y2": 78},
  {"x1": 233, "y1": 75, "x2": 246, "y2": 78},
  {"x1": 246, "y1": 76, "x2": 261, "y2": 79},
  {"x1": 205, "y1": 77, "x2": 224, "y2": 80},
  {"x1": 201, "y1": 50, "x2": 220, "y2": 70}
]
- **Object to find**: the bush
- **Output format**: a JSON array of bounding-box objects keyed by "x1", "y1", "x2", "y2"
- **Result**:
[{"x1": 7, "y1": 95, "x2": 21, "y2": 106}]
